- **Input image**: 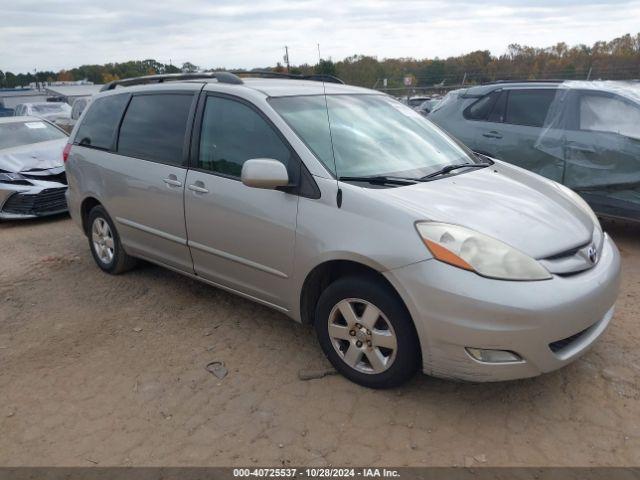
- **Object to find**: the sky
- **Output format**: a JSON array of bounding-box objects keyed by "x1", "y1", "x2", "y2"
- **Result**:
[{"x1": 1, "y1": 0, "x2": 639, "y2": 73}]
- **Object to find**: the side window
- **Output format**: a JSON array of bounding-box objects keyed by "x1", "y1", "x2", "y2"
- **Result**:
[
  {"x1": 463, "y1": 91, "x2": 500, "y2": 121},
  {"x1": 487, "y1": 91, "x2": 507, "y2": 122},
  {"x1": 118, "y1": 93, "x2": 194, "y2": 165},
  {"x1": 579, "y1": 94, "x2": 640, "y2": 140},
  {"x1": 504, "y1": 89, "x2": 556, "y2": 127},
  {"x1": 75, "y1": 94, "x2": 129, "y2": 150},
  {"x1": 198, "y1": 96, "x2": 293, "y2": 177}
]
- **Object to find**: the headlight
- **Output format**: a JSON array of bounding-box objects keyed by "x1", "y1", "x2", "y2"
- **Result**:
[
  {"x1": 416, "y1": 222, "x2": 552, "y2": 281},
  {"x1": 0, "y1": 172, "x2": 30, "y2": 185}
]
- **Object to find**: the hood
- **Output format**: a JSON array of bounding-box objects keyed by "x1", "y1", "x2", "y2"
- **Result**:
[
  {"x1": 0, "y1": 139, "x2": 66, "y2": 173},
  {"x1": 382, "y1": 161, "x2": 594, "y2": 259}
]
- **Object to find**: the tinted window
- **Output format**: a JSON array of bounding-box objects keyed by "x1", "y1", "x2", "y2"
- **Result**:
[
  {"x1": 505, "y1": 89, "x2": 556, "y2": 127},
  {"x1": 487, "y1": 91, "x2": 507, "y2": 122},
  {"x1": 75, "y1": 94, "x2": 129, "y2": 150},
  {"x1": 198, "y1": 96, "x2": 292, "y2": 177},
  {"x1": 464, "y1": 91, "x2": 500, "y2": 120},
  {"x1": 579, "y1": 94, "x2": 640, "y2": 140},
  {"x1": 118, "y1": 94, "x2": 193, "y2": 165}
]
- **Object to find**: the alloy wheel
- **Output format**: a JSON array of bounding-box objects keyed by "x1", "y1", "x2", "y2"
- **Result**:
[
  {"x1": 91, "y1": 217, "x2": 115, "y2": 265},
  {"x1": 327, "y1": 298, "x2": 398, "y2": 374}
]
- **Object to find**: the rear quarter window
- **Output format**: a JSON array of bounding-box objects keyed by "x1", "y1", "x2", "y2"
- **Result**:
[{"x1": 75, "y1": 94, "x2": 130, "y2": 150}]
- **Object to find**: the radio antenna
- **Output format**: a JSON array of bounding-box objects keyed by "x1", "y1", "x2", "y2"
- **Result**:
[{"x1": 317, "y1": 43, "x2": 342, "y2": 207}]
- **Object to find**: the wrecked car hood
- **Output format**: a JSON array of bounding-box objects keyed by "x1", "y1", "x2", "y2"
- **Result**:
[
  {"x1": 0, "y1": 139, "x2": 66, "y2": 173},
  {"x1": 382, "y1": 160, "x2": 594, "y2": 259}
]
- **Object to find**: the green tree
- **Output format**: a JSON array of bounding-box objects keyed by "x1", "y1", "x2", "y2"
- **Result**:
[
  {"x1": 181, "y1": 62, "x2": 199, "y2": 73},
  {"x1": 315, "y1": 59, "x2": 337, "y2": 76}
]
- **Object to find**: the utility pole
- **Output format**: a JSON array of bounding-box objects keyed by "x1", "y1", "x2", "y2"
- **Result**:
[
  {"x1": 284, "y1": 46, "x2": 290, "y2": 72},
  {"x1": 586, "y1": 66, "x2": 592, "y2": 80}
]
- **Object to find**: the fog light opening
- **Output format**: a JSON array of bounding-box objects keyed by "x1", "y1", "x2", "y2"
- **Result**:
[{"x1": 465, "y1": 347, "x2": 523, "y2": 364}]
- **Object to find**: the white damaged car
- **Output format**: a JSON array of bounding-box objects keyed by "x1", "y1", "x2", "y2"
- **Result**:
[{"x1": 0, "y1": 116, "x2": 68, "y2": 219}]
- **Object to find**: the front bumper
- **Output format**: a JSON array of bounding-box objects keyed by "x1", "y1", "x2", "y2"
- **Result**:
[
  {"x1": 385, "y1": 234, "x2": 621, "y2": 382},
  {"x1": 0, "y1": 184, "x2": 68, "y2": 219}
]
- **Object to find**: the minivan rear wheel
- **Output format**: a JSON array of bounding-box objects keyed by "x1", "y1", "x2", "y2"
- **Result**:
[
  {"x1": 314, "y1": 276, "x2": 420, "y2": 388},
  {"x1": 87, "y1": 206, "x2": 137, "y2": 274}
]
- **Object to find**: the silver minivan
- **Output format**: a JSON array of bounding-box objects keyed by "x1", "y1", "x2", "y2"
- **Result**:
[{"x1": 64, "y1": 73, "x2": 621, "y2": 388}]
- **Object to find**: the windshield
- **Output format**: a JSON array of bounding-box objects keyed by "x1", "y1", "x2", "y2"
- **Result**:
[
  {"x1": 269, "y1": 94, "x2": 475, "y2": 178},
  {"x1": 31, "y1": 103, "x2": 71, "y2": 114},
  {"x1": 0, "y1": 120, "x2": 67, "y2": 149}
]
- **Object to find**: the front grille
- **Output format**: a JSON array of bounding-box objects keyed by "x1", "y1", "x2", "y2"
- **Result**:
[
  {"x1": 2, "y1": 188, "x2": 68, "y2": 216},
  {"x1": 549, "y1": 327, "x2": 590, "y2": 353},
  {"x1": 544, "y1": 243, "x2": 587, "y2": 261}
]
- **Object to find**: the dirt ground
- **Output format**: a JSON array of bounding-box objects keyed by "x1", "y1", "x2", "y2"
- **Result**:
[{"x1": 0, "y1": 215, "x2": 638, "y2": 467}]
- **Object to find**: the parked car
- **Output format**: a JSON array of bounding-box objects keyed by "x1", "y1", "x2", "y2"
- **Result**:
[
  {"x1": 0, "y1": 116, "x2": 69, "y2": 219},
  {"x1": 415, "y1": 97, "x2": 441, "y2": 116},
  {"x1": 405, "y1": 96, "x2": 431, "y2": 108},
  {"x1": 429, "y1": 81, "x2": 640, "y2": 221},
  {"x1": 14, "y1": 102, "x2": 72, "y2": 123},
  {"x1": 0, "y1": 102, "x2": 14, "y2": 117},
  {"x1": 64, "y1": 73, "x2": 620, "y2": 388},
  {"x1": 56, "y1": 97, "x2": 92, "y2": 133}
]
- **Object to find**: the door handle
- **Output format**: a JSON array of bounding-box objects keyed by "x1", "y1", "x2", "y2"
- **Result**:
[
  {"x1": 482, "y1": 131, "x2": 503, "y2": 139},
  {"x1": 188, "y1": 183, "x2": 209, "y2": 194},
  {"x1": 565, "y1": 142, "x2": 596, "y2": 153},
  {"x1": 163, "y1": 177, "x2": 183, "y2": 187}
]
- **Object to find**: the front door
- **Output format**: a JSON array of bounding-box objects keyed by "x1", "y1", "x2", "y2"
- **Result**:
[
  {"x1": 476, "y1": 88, "x2": 565, "y2": 183},
  {"x1": 185, "y1": 94, "x2": 299, "y2": 310}
]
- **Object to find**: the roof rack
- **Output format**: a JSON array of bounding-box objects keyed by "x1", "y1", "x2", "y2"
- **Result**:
[
  {"x1": 232, "y1": 70, "x2": 345, "y2": 84},
  {"x1": 99, "y1": 72, "x2": 243, "y2": 92},
  {"x1": 488, "y1": 79, "x2": 564, "y2": 85}
]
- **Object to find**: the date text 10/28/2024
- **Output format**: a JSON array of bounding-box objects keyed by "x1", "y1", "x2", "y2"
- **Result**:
[{"x1": 233, "y1": 468, "x2": 401, "y2": 478}]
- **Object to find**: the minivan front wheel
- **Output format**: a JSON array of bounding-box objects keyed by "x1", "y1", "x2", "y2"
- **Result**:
[
  {"x1": 87, "y1": 206, "x2": 137, "y2": 274},
  {"x1": 315, "y1": 276, "x2": 420, "y2": 388}
]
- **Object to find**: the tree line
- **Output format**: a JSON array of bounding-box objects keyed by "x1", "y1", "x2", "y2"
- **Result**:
[{"x1": 1, "y1": 33, "x2": 638, "y2": 90}]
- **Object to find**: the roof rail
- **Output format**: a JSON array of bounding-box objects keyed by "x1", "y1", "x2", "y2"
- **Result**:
[
  {"x1": 232, "y1": 70, "x2": 345, "y2": 85},
  {"x1": 488, "y1": 79, "x2": 564, "y2": 85},
  {"x1": 99, "y1": 72, "x2": 243, "y2": 92}
]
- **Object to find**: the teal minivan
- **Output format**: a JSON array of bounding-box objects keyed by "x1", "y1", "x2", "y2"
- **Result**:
[{"x1": 429, "y1": 80, "x2": 640, "y2": 221}]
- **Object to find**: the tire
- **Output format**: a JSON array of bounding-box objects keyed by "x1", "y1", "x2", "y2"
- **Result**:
[
  {"x1": 87, "y1": 205, "x2": 137, "y2": 274},
  {"x1": 314, "y1": 275, "x2": 420, "y2": 388}
]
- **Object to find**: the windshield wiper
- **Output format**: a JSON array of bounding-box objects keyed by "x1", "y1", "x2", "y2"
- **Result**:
[
  {"x1": 420, "y1": 162, "x2": 491, "y2": 180},
  {"x1": 338, "y1": 175, "x2": 419, "y2": 186},
  {"x1": 339, "y1": 160, "x2": 493, "y2": 185}
]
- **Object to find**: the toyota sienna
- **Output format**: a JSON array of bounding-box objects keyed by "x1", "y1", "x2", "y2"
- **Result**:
[{"x1": 64, "y1": 72, "x2": 621, "y2": 388}]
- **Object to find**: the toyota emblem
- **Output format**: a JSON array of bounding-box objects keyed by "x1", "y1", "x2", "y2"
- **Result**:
[{"x1": 588, "y1": 245, "x2": 598, "y2": 264}]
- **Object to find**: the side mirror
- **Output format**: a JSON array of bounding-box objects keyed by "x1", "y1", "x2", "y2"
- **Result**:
[{"x1": 241, "y1": 159, "x2": 289, "y2": 189}]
